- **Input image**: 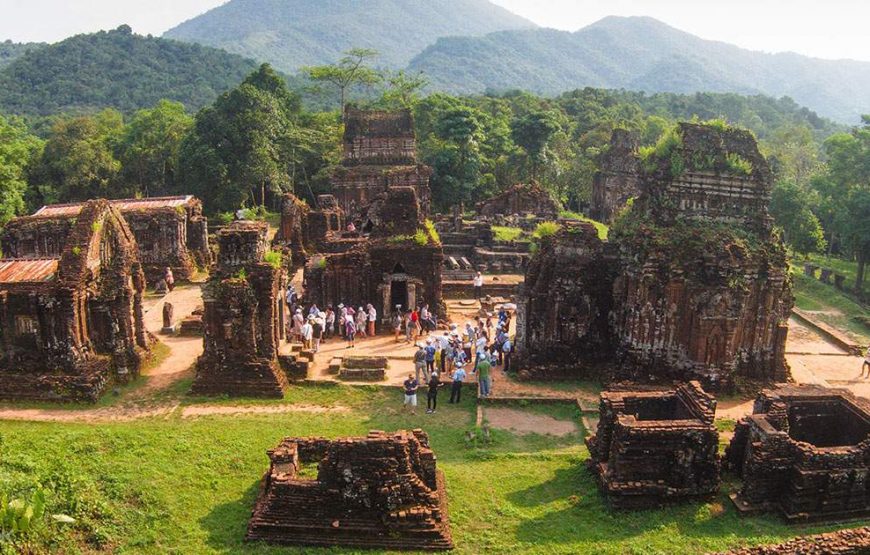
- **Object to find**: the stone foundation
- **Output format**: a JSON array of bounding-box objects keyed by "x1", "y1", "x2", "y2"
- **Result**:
[
  {"x1": 726, "y1": 385, "x2": 870, "y2": 522},
  {"x1": 246, "y1": 429, "x2": 453, "y2": 551},
  {"x1": 586, "y1": 381, "x2": 720, "y2": 509},
  {"x1": 718, "y1": 526, "x2": 870, "y2": 554}
]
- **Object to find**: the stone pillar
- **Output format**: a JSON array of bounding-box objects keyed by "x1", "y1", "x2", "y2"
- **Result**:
[{"x1": 161, "y1": 302, "x2": 175, "y2": 334}]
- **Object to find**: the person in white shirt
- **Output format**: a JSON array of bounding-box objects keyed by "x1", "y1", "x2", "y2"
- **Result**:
[
  {"x1": 300, "y1": 318, "x2": 314, "y2": 350},
  {"x1": 366, "y1": 304, "x2": 377, "y2": 336},
  {"x1": 473, "y1": 271, "x2": 483, "y2": 299}
]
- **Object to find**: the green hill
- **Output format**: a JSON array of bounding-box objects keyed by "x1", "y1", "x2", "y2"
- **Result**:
[
  {"x1": 163, "y1": 0, "x2": 536, "y2": 71},
  {"x1": 0, "y1": 26, "x2": 263, "y2": 115},
  {"x1": 408, "y1": 16, "x2": 870, "y2": 124}
]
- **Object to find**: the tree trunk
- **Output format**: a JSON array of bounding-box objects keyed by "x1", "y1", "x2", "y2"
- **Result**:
[
  {"x1": 340, "y1": 87, "x2": 347, "y2": 122},
  {"x1": 261, "y1": 180, "x2": 266, "y2": 208},
  {"x1": 827, "y1": 230, "x2": 835, "y2": 257}
]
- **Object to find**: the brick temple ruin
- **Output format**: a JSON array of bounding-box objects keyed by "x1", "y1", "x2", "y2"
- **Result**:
[
  {"x1": 586, "y1": 382, "x2": 720, "y2": 509},
  {"x1": 305, "y1": 187, "x2": 444, "y2": 321},
  {"x1": 517, "y1": 122, "x2": 793, "y2": 390},
  {"x1": 590, "y1": 128, "x2": 641, "y2": 222},
  {"x1": 332, "y1": 108, "x2": 432, "y2": 224},
  {"x1": 5, "y1": 195, "x2": 211, "y2": 283},
  {"x1": 247, "y1": 429, "x2": 453, "y2": 551},
  {"x1": 476, "y1": 182, "x2": 561, "y2": 220},
  {"x1": 190, "y1": 220, "x2": 292, "y2": 397},
  {"x1": 720, "y1": 526, "x2": 870, "y2": 554},
  {"x1": 725, "y1": 384, "x2": 870, "y2": 522},
  {"x1": 271, "y1": 193, "x2": 344, "y2": 269},
  {"x1": 0, "y1": 200, "x2": 150, "y2": 402}
]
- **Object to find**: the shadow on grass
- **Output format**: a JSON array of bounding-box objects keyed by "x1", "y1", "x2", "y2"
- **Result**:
[{"x1": 199, "y1": 479, "x2": 262, "y2": 553}]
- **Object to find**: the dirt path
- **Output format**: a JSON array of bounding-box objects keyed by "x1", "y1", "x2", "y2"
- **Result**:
[{"x1": 482, "y1": 407, "x2": 578, "y2": 436}]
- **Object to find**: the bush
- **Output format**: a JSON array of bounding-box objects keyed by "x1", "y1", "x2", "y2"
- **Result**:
[
  {"x1": 424, "y1": 219, "x2": 440, "y2": 244},
  {"x1": 533, "y1": 221, "x2": 561, "y2": 239},
  {"x1": 263, "y1": 250, "x2": 282, "y2": 269}
]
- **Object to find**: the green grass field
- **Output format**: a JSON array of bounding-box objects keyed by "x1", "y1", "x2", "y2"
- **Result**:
[
  {"x1": 0, "y1": 385, "x2": 858, "y2": 554},
  {"x1": 790, "y1": 264, "x2": 870, "y2": 344}
]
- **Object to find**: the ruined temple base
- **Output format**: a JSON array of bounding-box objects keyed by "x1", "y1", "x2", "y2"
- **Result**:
[
  {"x1": 189, "y1": 359, "x2": 289, "y2": 398},
  {"x1": 247, "y1": 470, "x2": 453, "y2": 551},
  {"x1": 719, "y1": 526, "x2": 870, "y2": 554}
]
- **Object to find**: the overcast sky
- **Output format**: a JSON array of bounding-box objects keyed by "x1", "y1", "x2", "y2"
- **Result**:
[{"x1": 0, "y1": 0, "x2": 868, "y2": 62}]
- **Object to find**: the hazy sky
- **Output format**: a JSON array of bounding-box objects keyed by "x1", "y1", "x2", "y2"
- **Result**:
[{"x1": 0, "y1": 0, "x2": 868, "y2": 62}]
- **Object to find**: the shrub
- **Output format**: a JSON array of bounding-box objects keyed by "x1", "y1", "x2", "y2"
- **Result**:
[
  {"x1": 533, "y1": 221, "x2": 561, "y2": 239},
  {"x1": 263, "y1": 250, "x2": 282, "y2": 269},
  {"x1": 424, "y1": 219, "x2": 440, "y2": 244},
  {"x1": 413, "y1": 229, "x2": 429, "y2": 246},
  {"x1": 725, "y1": 152, "x2": 753, "y2": 176}
]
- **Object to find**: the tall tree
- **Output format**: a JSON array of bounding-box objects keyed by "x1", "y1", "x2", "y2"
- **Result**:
[
  {"x1": 116, "y1": 100, "x2": 193, "y2": 198},
  {"x1": 32, "y1": 109, "x2": 124, "y2": 204},
  {"x1": 770, "y1": 180, "x2": 826, "y2": 256},
  {"x1": 303, "y1": 49, "x2": 381, "y2": 121},
  {"x1": 510, "y1": 110, "x2": 560, "y2": 181},
  {"x1": 0, "y1": 114, "x2": 43, "y2": 224}
]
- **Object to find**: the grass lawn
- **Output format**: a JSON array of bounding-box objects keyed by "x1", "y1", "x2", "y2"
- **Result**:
[
  {"x1": 559, "y1": 211, "x2": 610, "y2": 240},
  {"x1": 803, "y1": 253, "x2": 869, "y2": 298},
  {"x1": 790, "y1": 264, "x2": 870, "y2": 344},
  {"x1": 492, "y1": 225, "x2": 524, "y2": 242},
  {"x1": 0, "y1": 385, "x2": 860, "y2": 554}
]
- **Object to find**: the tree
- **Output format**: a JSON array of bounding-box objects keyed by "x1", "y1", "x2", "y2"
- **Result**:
[
  {"x1": 770, "y1": 180, "x2": 826, "y2": 256},
  {"x1": 303, "y1": 49, "x2": 381, "y2": 121},
  {"x1": 510, "y1": 110, "x2": 560, "y2": 181},
  {"x1": 378, "y1": 70, "x2": 428, "y2": 110},
  {"x1": 32, "y1": 109, "x2": 124, "y2": 204},
  {"x1": 824, "y1": 116, "x2": 870, "y2": 290},
  {"x1": 0, "y1": 114, "x2": 43, "y2": 224},
  {"x1": 116, "y1": 100, "x2": 193, "y2": 198},
  {"x1": 180, "y1": 64, "x2": 305, "y2": 213},
  {"x1": 432, "y1": 107, "x2": 485, "y2": 209}
]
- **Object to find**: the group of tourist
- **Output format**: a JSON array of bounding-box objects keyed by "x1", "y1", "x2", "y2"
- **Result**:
[{"x1": 403, "y1": 307, "x2": 513, "y2": 415}]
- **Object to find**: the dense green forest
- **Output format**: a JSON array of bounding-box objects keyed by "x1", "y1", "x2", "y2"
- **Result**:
[
  {"x1": 0, "y1": 26, "x2": 263, "y2": 116},
  {"x1": 163, "y1": 0, "x2": 534, "y2": 71},
  {"x1": 1, "y1": 60, "x2": 867, "y2": 287},
  {"x1": 0, "y1": 40, "x2": 45, "y2": 69},
  {"x1": 409, "y1": 16, "x2": 870, "y2": 124}
]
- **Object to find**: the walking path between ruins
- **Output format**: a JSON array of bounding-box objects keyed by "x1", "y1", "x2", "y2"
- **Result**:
[{"x1": 0, "y1": 280, "x2": 864, "y2": 425}]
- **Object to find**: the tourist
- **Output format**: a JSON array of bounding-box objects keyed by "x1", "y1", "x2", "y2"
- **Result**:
[
  {"x1": 312, "y1": 312, "x2": 324, "y2": 353},
  {"x1": 292, "y1": 308, "x2": 305, "y2": 342},
  {"x1": 426, "y1": 372, "x2": 442, "y2": 413},
  {"x1": 438, "y1": 332, "x2": 451, "y2": 374},
  {"x1": 473, "y1": 271, "x2": 483, "y2": 299},
  {"x1": 392, "y1": 307, "x2": 403, "y2": 343},
  {"x1": 325, "y1": 306, "x2": 336, "y2": 339},
  {"x1": 338, "y1": 304, "x2": 347, "y2": 339},
  {"x1": 164, "y1": 267, "x2": 175, "y2": 292},
  {"x1": 495, "y1": 326, "x2": 507, "y2": 365},
  {"x1": 424, "y1": 339, "x2": 437, "y2": 376},
  {"x1": 414, "y1": 343, "x2": 428, "y2": 382},
  {"x1": 346, "y1": 221, "x2": 356, "y2": 233},
  {"x1": 474, "y1": 333, "x2": 488, "y2": 372},
  {"x1": 404, "y1": 310, "x2": 415, "y2": 343},
  {"x1": 308, "y1": 303, "x2": 319, "y2": 317},
  {"x1": 367, "y1": 303, "x2": 377, "y2": 336},
  {"x1": 403, "y1": 373, "x2": 419, "y2": 415},
  {"x1": 301, "y1": 317, "x2": 314, "y2": 351},
  {"x1": 410, "y1": 307, "x2": 421, "y2": 339},
  {"x1": 502, "y1": 336, "x2": 513, "y2": 374},
  {"x1": 449, "y1": 363, "x2": 467, "y2": 404},
  {"x1": 345, "y1": 316, "x2": 357, "y2": 348},
  {"x1": 477, "y1": 356, "x2": 492, "y2": 398},
  {"x1": 863, "y1": 344, "x2": 870, "y2": 378},
  {"x1": 355, "y1": 307, "x2": 367, "y2": 338}
]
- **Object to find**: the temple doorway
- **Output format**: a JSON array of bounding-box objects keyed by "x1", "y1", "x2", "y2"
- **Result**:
[{"x1": 390, "y1": 278, "x2": 408, "y2": 311}]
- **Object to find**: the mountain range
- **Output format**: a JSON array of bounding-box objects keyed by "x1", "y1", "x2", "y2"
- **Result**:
[{"x1": 163, "y1": 0, "x2": 535, "y2": 71}]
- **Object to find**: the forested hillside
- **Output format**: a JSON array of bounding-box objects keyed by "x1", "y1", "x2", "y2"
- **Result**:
[
  {"x1": 409, "y1": 16, "x2": 870, "y2": 124},
  {"x1": 0, "y1": 26, "x2": 263, "y2": 115},
  {"x1": 0, "y1": 40, "x2": 45, "y2": 69},
  {"x1": 163, "y1": 0, "x2": 535, "y2": 71}
]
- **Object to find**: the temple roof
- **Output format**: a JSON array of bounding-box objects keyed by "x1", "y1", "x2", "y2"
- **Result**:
[
  {"x1": 344, "y1": 108, "x2": 414, "y2": 139},
  {"x1": 35, "y1": 195, "x2": 195, "y2": 217},
  {"x1": 0, "y1": 258, "x2": 59, "y2": 284}
]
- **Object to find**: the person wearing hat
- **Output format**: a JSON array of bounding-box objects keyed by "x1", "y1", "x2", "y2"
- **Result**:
[
  {"x1": 473, "y1": 271, "x2": 483, "y2": 300},
  {"x1": 355, "y1": 306, "x2": 367, "y2": 338},
  {"x1": 392, "y1": 306, "x2": 403, "y2": 343},
  {"x1": 426, "y1": 371, "x2": 443, "y2": 414},
  {"x1": 414, "y1": 342, "x2": 428, "y2": 382},
  {"x1": 300, "y1": 317, "x2": 314, "y2": 351},
  {"x1": 312, "y1": 312, "x2": 325, "y2": 353},
  {"x1": 325, "y1": 306, "x2": 335, "y2": 340},
  {"x1": 424, "y1": 338, "x2": 437, "y2": 377},
  {"x1": 366, "y1": 303, "x2": 377, "y2": 337},
  {"x1": 338, "y1": 304, "x2": 347, "y2": 339},
  {"x1": 292, "y1": 308, "x2": 305, "y2": 343},
  {"x1": 449, "y1": 362, "x2": 467, "y2": 404},
  {"x1": 345, "y1": 313, "x2": 357, "y2": 348}
]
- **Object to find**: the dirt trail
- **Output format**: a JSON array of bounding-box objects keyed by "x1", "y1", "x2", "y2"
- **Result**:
[{"x1": 482, "y1": 407, "x2": 578, "y2": 436}]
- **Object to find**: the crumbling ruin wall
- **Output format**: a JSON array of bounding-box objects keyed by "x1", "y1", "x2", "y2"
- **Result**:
[
  {"x1": 718, "y1": 526, "x2": 870, "y2": 555},
  {"x1": 123, "y1": 207, "x2": 198, "y2": 281},
  {"x1": 191, "y1": 221, "x2": 290, "y2": 398},
  {"x1": 246, "y1": 429, "x2": 453, "y2": 551},
  {"x1": 726, "y1": 385, "x2": 870, "y2": 522},
  {"x1": 476, "y1": 183, "x2": 561, "y2": 219},
  {"x1": 0, "y1": 200, "x2": 150, "y2": 402},
  {"x1": 517, "y1": 222, "x2": 616, "y2": 379},
  {"x1": 585, "y1": 382, "x2": 720, "y2": 509},
  {"x1": 1, "y1": 216, "x2": 75, "y2": 258},
  {"x1": 591, "y1": 128, "x2": 641, "y2": 222}
]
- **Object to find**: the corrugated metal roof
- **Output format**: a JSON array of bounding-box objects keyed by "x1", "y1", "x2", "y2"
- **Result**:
[
  {"x1": 35, "y1": 196, "x2": 194, "y2": 217},
  {"x1": 0, "y1": 258, "x2": 59, "y2": 284}
]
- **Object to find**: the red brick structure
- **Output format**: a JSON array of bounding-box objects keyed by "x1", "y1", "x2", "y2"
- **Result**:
[
  {"x1": 725, "y1": 385, "x2": 870, "y2": 522},
  {"x1": 585, "y1": 382, "x2": 721, "y2": 509},
  {"x1": 271, "y1": 193, "x2": 344, "y2": 268},
  {"x1": 9, "y1": 195, "x2": 211, "y2": 282},
  {"x1": 332, "y1": 108, "x2": 432, "y2": 222},
  {"x1": 591, "y1": 129, "x2": 641, "y2": 222},
  {"x1": 0, "y1": 200, "x2": 150, "y2": 402},
  {"x1": 517, "y1": 122, "x2": 793, "y2": 390},
  {"x1": 476, "y1": 182, "x2": 561, "y2": 219},
  {"x1": 719, "y1": 526, "x2": 870, "y2": 554},
  {"x1": 247, "y1": 429, "x2": 453, "y2": 551},
  {"x1": 304, "y1": 187, "x2": 444, "y2": 321},
  {"x1": 190, "y1": 221, "x2": 290, "y2": 397}
]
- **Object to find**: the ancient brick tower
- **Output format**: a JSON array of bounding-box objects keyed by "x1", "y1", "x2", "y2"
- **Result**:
[{"x1": 190, "y1": 221, "x2": 289, "y2": 398}]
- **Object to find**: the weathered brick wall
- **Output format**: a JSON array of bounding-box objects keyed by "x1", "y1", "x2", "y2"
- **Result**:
[
  {"x1": 591, "y1": 129, "x2": 641, "y2": 222},
  {"x1": 476, "y1": 183, "x2": 561, "y2": 219},
  {"x1": 246, "y1": 429, "x2": 453, "y2": 551},
  {"x1": 717, "y1": 526, "x2": 870, "y2": 554}
]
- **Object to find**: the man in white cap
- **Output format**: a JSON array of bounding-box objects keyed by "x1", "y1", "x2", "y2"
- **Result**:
[{"x1": 473, "y1": 271, "x2": 484, "y2": 300}]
